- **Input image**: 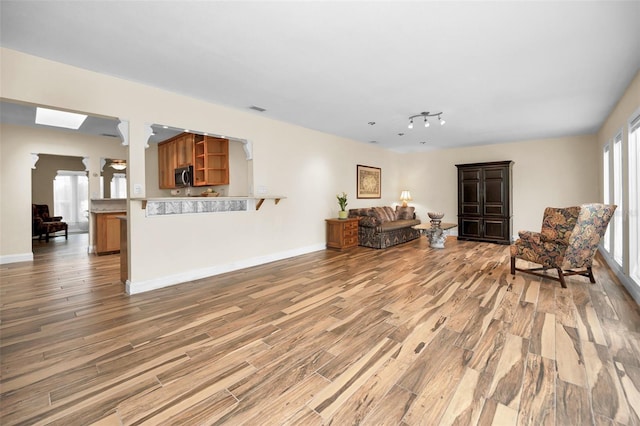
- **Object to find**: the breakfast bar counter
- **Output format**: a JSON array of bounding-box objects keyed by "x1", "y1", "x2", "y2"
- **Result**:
[{"x1": 136, "y1": 195, "x2": 286, "y2": 216}]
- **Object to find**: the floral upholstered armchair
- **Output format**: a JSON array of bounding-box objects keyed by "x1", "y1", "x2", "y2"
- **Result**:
[{"x1": 510, "y1": 203, "x2": 616, "y2": 287}]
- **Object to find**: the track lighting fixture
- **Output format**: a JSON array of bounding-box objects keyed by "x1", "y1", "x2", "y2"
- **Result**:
[{"x1": 407, "y1": 111, "x2": 445, "y2": 129}]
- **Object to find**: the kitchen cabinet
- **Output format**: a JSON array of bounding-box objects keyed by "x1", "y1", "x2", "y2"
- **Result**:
[
  {"x1": 456, "y1": 161, "x2": 513, "y2": 245},
  {"x1": 158, "y1": 139, "x2": 177, "y2": 189},
  {"x1": 193, "y1": 136, "x2": 229, "y2": 186},
  {"x1": 96, "y1": 212, "x2": 125, "y2": 255},
  {"x1": 158, "y1": 133, "x2": 195, "y2": 189},
  {"x1": 157, "y1": 133, "x2": 229, "y2": 188},
  {"x1": 175, "y1": 133, "x2": 194, "y2": 167}
]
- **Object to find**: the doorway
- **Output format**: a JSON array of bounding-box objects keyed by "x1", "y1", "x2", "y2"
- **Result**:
[{"x1": 32, "y1": 154, "x2": 89, "y2": 235}]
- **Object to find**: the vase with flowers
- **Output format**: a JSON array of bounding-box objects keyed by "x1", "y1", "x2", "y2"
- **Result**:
[{"x1": 336, "y1": 192, "x2": 348, "y2": 219}]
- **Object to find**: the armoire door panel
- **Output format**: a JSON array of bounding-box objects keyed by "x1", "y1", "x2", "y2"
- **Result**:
[
  {"x1": 462, "y1": 182, "x2": 480, "y2": 204},
  {"x1": 461, "y1": 169, "x2": 481, "y2": 180},
  {"x1": 463, "y1": 205, "x2": 481, "y2": 215},
  {"x1": 484, "y1": 180, "x2": 504, "y2": 204},
  {"x1": 484, "y1": 168, "x2": 505, "y2": 179},
  {"x1": 460, "y1": 219, "x2": 482, "y2": 238},
  {"x1": 484, "y1": 219, "x2": 508, "y2": 241}
]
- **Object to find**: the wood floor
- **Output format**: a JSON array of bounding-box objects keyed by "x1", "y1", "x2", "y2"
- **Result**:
[{"x1": 1, "y1": 234, "x2": 639, "y2": 425}]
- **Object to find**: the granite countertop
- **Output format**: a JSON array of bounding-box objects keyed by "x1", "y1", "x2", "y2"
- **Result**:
[{"x1": 90, "y1": 198, "x2": 127, "y2": 213}]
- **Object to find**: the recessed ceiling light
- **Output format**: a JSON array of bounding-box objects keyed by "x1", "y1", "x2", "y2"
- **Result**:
[
  {"x1": 369, "y1": 140, "x2": 378, "y2": 144},
  {"x1": 398, "y1": 133, "x2": 404, "y2": 136},
  {"x1": 35, "y1": 107, "x2": 87, "y2": 129}
]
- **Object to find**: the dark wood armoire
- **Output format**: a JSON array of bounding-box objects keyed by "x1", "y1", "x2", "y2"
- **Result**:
[{"x1": 456, "y1": 160, "x2": 513, "y2": 245}]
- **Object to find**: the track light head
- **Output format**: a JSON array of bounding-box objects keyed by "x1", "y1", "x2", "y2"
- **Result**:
[{"x1": 407, "y1": 110, "x2": 445, "y2": 131}]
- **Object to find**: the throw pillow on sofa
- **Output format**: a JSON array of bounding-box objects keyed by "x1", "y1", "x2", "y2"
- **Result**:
[
  {"x1": 372, "y1": 206, "x2": 396, "y2": 223},
  {"x1": 395, "y1": 206, "x2": 415, "y2": 220}
]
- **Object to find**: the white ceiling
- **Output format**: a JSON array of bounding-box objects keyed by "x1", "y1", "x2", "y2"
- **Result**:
[{"x1": 1, "y1": 1, "x2": 639, "y2": 153}]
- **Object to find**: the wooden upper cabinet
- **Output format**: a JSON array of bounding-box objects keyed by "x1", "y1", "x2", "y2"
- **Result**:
[
  {"x1": 193, "y1": 136, "x2": 229, "y2": 186},
  {"x1": 158, "y1": 139, "x2": 177, "y2": 189},
  {"x1": 175, "y1": 134, "x2": 194, "y2": 167},
  {"x1": 157, "y1": 133, "x2": 197, "y2": 189}
]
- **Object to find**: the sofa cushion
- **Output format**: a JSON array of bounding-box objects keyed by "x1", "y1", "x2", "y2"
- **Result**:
[
  {"x1": 372, "y1": 206, "x2": 396, "y2": 223},
  {"x1": 395, "y1": 206, "x2": 415, "y2": 220},
  {"x1": 359, "y1": 216, "x2": 380, "y2": 228},
  {"x1": 379, "y1": 219, "x2": 421, "y2": 232}
]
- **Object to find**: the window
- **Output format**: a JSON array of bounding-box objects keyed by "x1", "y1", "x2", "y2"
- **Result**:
[
  {"x1": 110, "y1": 173, "x2": 127, "y2": 199},
  {"x1": 53, "y1": 171, "x2": 89, "y2": 232},
  {"x1": 613, "y1": 133, "x2": 624, "y2": 266},
  {"x1": 603, "y1": 144, "x2": 611, "y2": 253},
  {"x1": 629, "y1": 115, "x2": 640, "y2": 286}
]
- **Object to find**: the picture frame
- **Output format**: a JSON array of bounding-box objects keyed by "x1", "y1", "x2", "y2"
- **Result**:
[{"x1": 356, "y1": 164, "x2": 381, "y2": 199}]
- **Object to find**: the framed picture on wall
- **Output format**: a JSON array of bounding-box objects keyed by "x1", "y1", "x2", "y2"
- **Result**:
[{"x1": 356, "y1": 164, "x2": 381, "y2": 199}]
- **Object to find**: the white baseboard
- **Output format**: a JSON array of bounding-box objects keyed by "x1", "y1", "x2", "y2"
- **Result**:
[
  {"x1": 127, "y1": 243, "x2": 326, "y2": 295},
  {"x1": 0, "y1": 252, "x2": 34, "y2": 264}
]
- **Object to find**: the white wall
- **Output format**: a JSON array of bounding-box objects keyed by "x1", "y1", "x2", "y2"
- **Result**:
[
  {"x1": 0, "y1": 123, "x2": 127, "y2": 261},
  {"x1": 0, "y1": 48, "x2": 402, "y2": 291},
  {"x1": 402, "y1": 134, "x2": 599, "y2": 238}
]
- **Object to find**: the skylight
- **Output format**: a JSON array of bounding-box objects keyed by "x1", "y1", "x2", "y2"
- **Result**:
[{"x1": 35, "y1": 107, "x2": 87, "y2": 129}]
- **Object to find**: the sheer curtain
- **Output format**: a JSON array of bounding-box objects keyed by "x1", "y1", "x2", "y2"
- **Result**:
[
  {"x1": 629, "y1": 116, "x2": 640, "y2": 287},
  {"x1": 53, "y1": 170, "x2": 89, "y2": 232},
  {"x1": 110, "y1": 173, "x2": 127, "y2": 199}
]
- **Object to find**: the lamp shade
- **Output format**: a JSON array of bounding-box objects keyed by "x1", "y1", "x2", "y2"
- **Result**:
[
  {"x1": 110, "y1": 160, "x2": 127, "y2": 170},
  {"x1": 400, "y1": 190, "x2": 412, "y2": 207}
]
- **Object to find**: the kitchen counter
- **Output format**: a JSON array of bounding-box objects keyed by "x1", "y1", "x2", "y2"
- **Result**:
[
  {"x1": 135, "y1": 195, "x2": 285, "y2": 216},
  {"x1": 91, "y1": 198, "x2": 126, "y2": 212}
]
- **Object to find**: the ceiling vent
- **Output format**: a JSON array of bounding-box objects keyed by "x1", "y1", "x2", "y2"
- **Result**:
[{"x1": 249, "y1": 105, "x2": 267, "y2": 112}]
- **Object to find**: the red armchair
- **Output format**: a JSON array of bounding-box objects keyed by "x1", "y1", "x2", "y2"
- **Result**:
[{"x1": 32, "y1": 204, "x2": 68, "y2": 242}]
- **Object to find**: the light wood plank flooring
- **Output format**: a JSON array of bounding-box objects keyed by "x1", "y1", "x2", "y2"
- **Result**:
[{"x1": 1, "y1": 234, "x2": 639, "y2": 425}]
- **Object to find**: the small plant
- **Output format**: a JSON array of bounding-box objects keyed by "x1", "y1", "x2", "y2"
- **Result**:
[{"x1": 336, "y1": 192, "x2": 348, "y2": 211}]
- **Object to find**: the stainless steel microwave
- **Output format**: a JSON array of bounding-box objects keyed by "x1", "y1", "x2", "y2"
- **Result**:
[{"x1": 174, "y1": 166, "x2": 193, "y2": 187}]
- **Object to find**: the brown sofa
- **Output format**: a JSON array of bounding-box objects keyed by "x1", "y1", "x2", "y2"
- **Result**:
[{"x1": 348, "y1": 206, "x2": 421, "y2": 249}]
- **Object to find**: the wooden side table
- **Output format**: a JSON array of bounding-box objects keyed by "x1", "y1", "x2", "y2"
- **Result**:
[{"x1": 326, "y1": 218, "x2": 359, "y2": 250}]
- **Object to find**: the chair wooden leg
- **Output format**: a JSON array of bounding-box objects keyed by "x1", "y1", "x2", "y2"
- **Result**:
[
  {"x1": 587, "y1": 267, "x2": 595, "y2": 283},
  {"x1": 557, "y1": 268, "x2": 567, "y2": 288},
  {"x1": 65, "y1": 226, "x2": 68, "y2": 240},
  {"x1": 510, "y1": 257, "x2": 516, "y2": 275}
]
